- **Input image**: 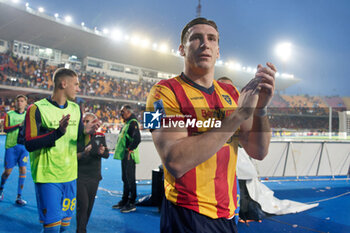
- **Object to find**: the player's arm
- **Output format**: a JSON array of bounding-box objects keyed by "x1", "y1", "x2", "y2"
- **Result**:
[
  {"x1": 127, "y1": 121, "x2": 141, "y2": 151},
  {"x1": 3, "y1": 113, "x2": 21, "y2": 133},
  {"x1": 239, "y1": 62, "x2": 276, "y2": 160},
  {"x1": 152, "y1": 109, "x2": 251, "y2": 178},
  {"x1": 24, "y1": 104, "x2": 66, "y2": 152},
  {"x1": 149, "y1": 83, "x2": 258, "y2": 179}
]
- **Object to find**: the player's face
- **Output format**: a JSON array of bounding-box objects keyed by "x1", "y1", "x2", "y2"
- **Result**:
[
  {"x1": 15, "y1": 97, "x2": 27, "y2": 112},
  {"x1": 120, "y1": 107, "x2": 130, "y2": 120},
  {"x1": 83, "y1": 115, "x2": 94, "y2": 127},
  {"x1": 180, "y1": 24, "x2": 220, "y2": 71},
  {"x1": 65, "y1": 75, "x2": 81, "y2": 100}
]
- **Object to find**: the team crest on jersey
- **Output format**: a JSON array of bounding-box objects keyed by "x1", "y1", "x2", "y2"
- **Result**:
[{"x1": 222, "y1": 95, "x2": 232, "y2": 105}]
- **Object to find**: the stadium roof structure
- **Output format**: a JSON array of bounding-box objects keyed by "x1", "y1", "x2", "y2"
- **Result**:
[{"x1": 0, "y1": 1, "x2": 299, "y2": 91}]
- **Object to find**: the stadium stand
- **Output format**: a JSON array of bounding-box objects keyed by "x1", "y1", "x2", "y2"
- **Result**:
[
  {"x1": 268, "y1": 93, "x2": 289, "y2": 108},
  {"x1": 0, "y1": 52, "x2": 348, "y2": 135},
  {"x1": 342, "y1": 97, "x2": 350, "y2": 110},
  {"x1": 0, "y1": 52, "x2": 155, "y2": 101},
  {"x1": 323, "y1": 96, "x2": 346, "y2": 109},
  {"x1": 280, "y1": 94, "x2": 329, "y2": 108}
]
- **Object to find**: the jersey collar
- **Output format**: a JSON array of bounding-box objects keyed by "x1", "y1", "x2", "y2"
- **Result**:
[
  {"x1": 180, "y1": 72, "x2": 215, "y2": 95},
  {"x1": 46, "y1": 97, "x2": 68, "y2": 109}
]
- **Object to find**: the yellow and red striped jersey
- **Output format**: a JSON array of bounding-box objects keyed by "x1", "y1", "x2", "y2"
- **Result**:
[{"x1": 146, "y1": 73, "x2": 241, "y2": 219}]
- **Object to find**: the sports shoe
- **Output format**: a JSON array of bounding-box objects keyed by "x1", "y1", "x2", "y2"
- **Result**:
[
  {"x1": 15, "y1": 197, "x2": 27, "y2": 206},
  {"x1": 112, "y1": 200, "x2": 127, "y2": 209},
  {"x1": 120, "y1": 203, "x2": 136, "y2": 213},
  {"x1": 0, "y1": 189, "x2": 3, "y2": 201}
]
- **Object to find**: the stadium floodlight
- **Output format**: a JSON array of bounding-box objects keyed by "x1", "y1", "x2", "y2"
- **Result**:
[
  {"x1": 54, "y1": 13, "x2": 59, "y2": 18},
  {"x1": 226, "y1": 61, "x2": 234, "y2": 70},
  {"x1": 152, "y1": 43, "x2": 158, "y2": 50},
  {"x1": 64, "y1": 15, "x2": 72, "y2": 23},
  {"x1": 103, "y1": 28, "x2": 109, "y2": 34},
  {"x1": 275, "y1": 42, "x2": 292, "y2": 62},
  {"x1": 140, "y1": 39, "x2": 150, "y2": 48},
  {"x1": 234, "y1": 63, "x2": 242, "y2": 71},
  {"x1": 12, "y1": 0, "x2": 20, "y2": 4},
  {"x1": 216, "y1": 60, "x2": 223, "y2": 66},
  {"x1": 38, "y1": 7, "x2": 44, "y2": 13},
  {"x1": 81, "y1": 22, "x2": 85, "y2": 27},
  {"x1": 25, "y1": 2, "x2": 29, "y2": 7},
  {"x1": 111, "y1": 29, "x2": 123, "y2": 41},
  {"x1": 159, "y1": 43, "x2": 169, "y2": 53},
  {"x1": 281, "y1": 73, "x2": 294, "y2": 79},
  {"x1": 246, "y1": 66, "x2": 253, "y2": 73},
  {"x1": 130, "y1": 36, "x2": 141, "y2": 46}
]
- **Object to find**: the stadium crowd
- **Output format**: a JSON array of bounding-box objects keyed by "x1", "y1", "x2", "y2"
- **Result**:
[
  {"x1": 0, "y1": 96, "x2": 341, "y2": 134},
  {"x1": 0, "y1": 52, "x2": 155, "y2": 101},
  {"x1": 0, "y1": 52, "x2": 348, "y2": 133}
]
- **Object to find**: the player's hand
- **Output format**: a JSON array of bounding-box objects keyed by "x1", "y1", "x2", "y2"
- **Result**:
[
  {"x1": 98, "y1": 144, "x2": 105, "y2": 155},
  {"x1": 127, "y1": 150, "x2": 132, "y2": 160},
  {"x1": 58, "y1": 114, "x2": 70, "y2": 134},
  {"x1": 255, "y1": 62, "x2": 277, "y2": 109},
  {"x1": 237, "y1": 76, "x2": 261, "y2": 120}
]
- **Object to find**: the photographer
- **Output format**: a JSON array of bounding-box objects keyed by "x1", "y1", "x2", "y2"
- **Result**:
[{"x1": 76, "y1": 113, "x2": 109, "y2": 233}]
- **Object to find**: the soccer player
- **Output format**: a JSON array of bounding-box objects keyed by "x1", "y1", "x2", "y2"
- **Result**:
[
  {"x1": 0, "y1": 94, "x2": 28, "y2": 206},
  {"x1": 146, "y1": 17, "x2": 276, "y2": 233},
  {"x1": 24, "y1": 68, "x2": 99, "y2": 233}
]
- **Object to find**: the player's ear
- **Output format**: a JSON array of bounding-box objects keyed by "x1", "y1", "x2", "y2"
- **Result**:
[
  {"x1": 179, "y1": 44, "x2": 185, "y2": 56},
  {"x1": 60, "y1": 79, "x2": 67, "y2": 89}
]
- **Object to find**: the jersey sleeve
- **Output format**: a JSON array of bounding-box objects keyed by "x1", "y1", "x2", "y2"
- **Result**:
[
  {"x1": 146, "y1": 83, "x2": 183, "y2": 117},
  {"x1": 146, "y1": 83, "x2": 184, "y2": 131},
  {"x1": 4, "y1": 113, "x2": 20, "y2": 133},
  {"x1": 24, "y1": 104, "x2": 64, "y2": 152}
]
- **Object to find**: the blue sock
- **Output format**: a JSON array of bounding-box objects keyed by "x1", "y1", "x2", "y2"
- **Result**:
[
  {"x1": 1, "y1": 173, "x2": 8, "y2": 189},
  {"x1": 17, "y1": 174, "x2": 26, "y2": 196},
  {"x1": 60, "y1": 217, "x2": 71, "y2": 232}
]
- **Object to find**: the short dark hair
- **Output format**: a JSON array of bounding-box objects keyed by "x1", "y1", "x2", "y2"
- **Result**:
[
  {"x1": 53, "y1": 68, "x2": 77, "y2": 89},
  {"x1": 121, "y1": 105, "x2": 132, "y2": 112},
  {"x1": 15, "y1": 94, "x2": 27, "y2": 101},
  {"x1": 181, "y1": 17, "x2": 219, "y2": 45}
]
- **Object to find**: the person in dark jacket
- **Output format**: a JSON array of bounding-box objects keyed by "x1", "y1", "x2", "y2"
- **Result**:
[
  {"x1": 76, "y1": 112, "x2": 109, "y2": 233},
  {"x1": 112, "y1": 105, "x2": 141, "y2": 213}
]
